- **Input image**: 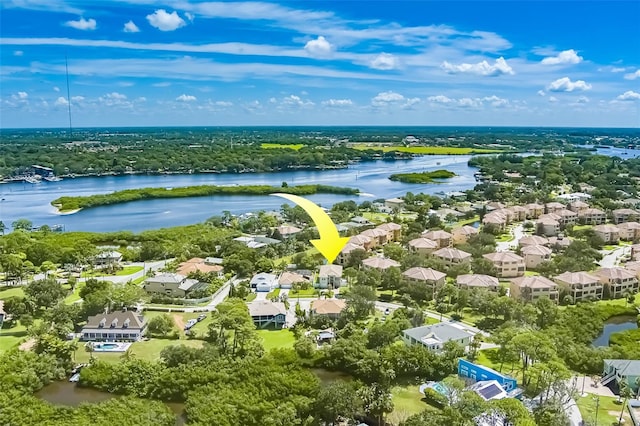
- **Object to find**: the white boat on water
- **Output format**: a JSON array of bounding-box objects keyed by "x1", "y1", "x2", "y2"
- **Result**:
[
  {"x1": 24, "y1": 176, "x2": 41, "y2": 184},
  {"x1": 43, "y1": 176, "x2": 63, "y2": 182}
]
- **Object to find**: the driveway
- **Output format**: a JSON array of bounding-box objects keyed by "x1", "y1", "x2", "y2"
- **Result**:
[
  {"x1": 598, "y1": 245, "x2": 630, "y2": 268},
  {"x1": 496, "y1": 224, "x2": 525, "y2": 252}
]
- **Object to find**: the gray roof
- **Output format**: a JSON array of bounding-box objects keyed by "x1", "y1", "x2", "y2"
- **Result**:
[
  {"x1": 83, "y1": 311, "x2": 145, "y2": 330},
  {"x1": 247, "y1": 301, "x2": 286, "y2": 317},
  {"x1": 403, "y1": 323, "x2": 474, "y2": 343},
  {"x1": 250, "y1": 272, "x2": 279, "y2": 286},
  {"x1": 604, "y1": 359, "x2": 640, "y2": 376},
  {"x1": 178, "y1": 278, "x2": 203, "y2": 291},
  {"x1": 147, "y1": 273, "x2": 187, "y2": 284}
]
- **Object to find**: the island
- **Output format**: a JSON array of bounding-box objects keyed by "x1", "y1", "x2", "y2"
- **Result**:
[
  {"x1": 388, "y1": 169, "x2": 456, "y2": 183},
  {"x1": 51, "y1": 184, "x2": 359, "y2": 213}
]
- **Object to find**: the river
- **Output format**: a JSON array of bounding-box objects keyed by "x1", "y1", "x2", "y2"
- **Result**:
[{"x1": 0, "y1": 155, "x2": 479, "y2": 233}]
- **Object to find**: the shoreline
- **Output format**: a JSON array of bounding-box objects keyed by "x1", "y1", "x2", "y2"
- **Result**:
[{"x1": 54, "y1": 208, "x2": 82, "y2": 215}]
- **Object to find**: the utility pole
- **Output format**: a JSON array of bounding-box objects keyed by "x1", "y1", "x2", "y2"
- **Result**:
[{"x1": 593, "y1": 395, "x2": 600, "y2": 426}]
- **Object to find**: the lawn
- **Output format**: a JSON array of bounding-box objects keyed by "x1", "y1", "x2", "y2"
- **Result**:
[
  {"x1": 256, "y1": 329, "x2": 296, "y2": 351},
  {"x1": 289, "y1": 288, "x2": 319, "y2": 297},
  {"x1": 130, "y1": 275, "x2": 147, "y2": 285},
  {"x1": 261, "y1": 143, "x2": 304, "y2": 150},
  {"x1": 389, "y1": 384, "x2": 434, "y2": 425},
  {"x1": 454, "y1": 216, "x2": 480, "y2": 227},
  {"x1": 576, "y1": 395, "x2": 632, "y2": 426},
  {"x1": 350, "y1": 144, "x2": 504, "y2": 155},
  {"x1": 0, "y1": 286, "x2": 26, "y2": 299},
  {"x1": 64, "y1": 282, "x2": 85, "y2": 304},
  {"x1": 115, "y1": 266, "x2": 144, "y2": 276},
  {"x1": 495, "y1": 233, "x2": 514, "y2": 242},
  {"x1": 73, "y1": 338, "x2": 205, "y2": 363},
  {"x1": 475, "y1": 348, "x2": 523, "y2": 384},
  {"x1": 0, "y1": 321, "x2": 29, "y2": 353},
  {"x1": 266, "y1": 288, "x2": 281, "y2": 299}
]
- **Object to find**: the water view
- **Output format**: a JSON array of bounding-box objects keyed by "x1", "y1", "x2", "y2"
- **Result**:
[{"x1": 592, "y1": 316, "x2": 638, "y2": 347}]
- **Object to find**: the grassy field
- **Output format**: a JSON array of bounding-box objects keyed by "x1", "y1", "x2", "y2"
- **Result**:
[
  {"x1": 0, "y1": 321, "x2": 29, "y2": 353},
  {"x1": 289, "y1": 288, "x2": 319, "y2": 297},
  {"x1": 351, "y1": 144, "x2": 504, "y2": 155},
  {"x1": 85, "y1": 266, "x2": 143, "y2": 277},
  {"x1": 475, "y1": 348, "x2": 523, "y2": 383},
  {"x1": 576, "y1": 395, "x2": 632, "y2": 426},
  {"x1": 257, "y1": 329, "x2": 296, "y2": 351},
  {"x1": 0, "y1": 286, "x2": 26, "y2": 299},
  {"x1": 73, "y1": 338, "x2": 205, "y2": 363},
  {"x1": 261, "y1": 143, "x2": 304, "y2": 150}
]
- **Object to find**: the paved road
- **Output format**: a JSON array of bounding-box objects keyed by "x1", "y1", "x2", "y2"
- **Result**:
[
  {"x1": 496, "y1": 224, "x2": 525, "y2": 252},
  {"x1": 598, "y1": 245, "x2": 630, "y2": 268}
]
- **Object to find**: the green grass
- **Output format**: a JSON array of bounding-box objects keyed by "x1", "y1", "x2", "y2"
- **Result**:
[
  {"x1": 362, "y1": 212, "x2": 390, "y2": 223},
  {"x1": 495, "y1": 233, "x2": 514, "y2": 242},
  {"x1": 524, "y1": 270, "x2": 541, "y2": 276},
  {"x1": 266, "y1": 288, "x2": 281, "y2": 299},
  {"x1": 256, "y1": 329, "x2": 296, "y2": 351},
  {"x1": 576, "y1": 395, "x2": 633, "y2": 426},
  {"x1": 289, "y1": 288, "x2": 318, "y2": 297},
  {"x1": 351, "y1": 144, "x2": 504, "y2": 155},
  {"x1": 0, "y1": 323, "x2": 29, "y2": 353},
  {"x1": 389, "y1": 384, "x2": 435, "y2": 425},
  {"x1": 64, "y1": 282, "x2": 85, "y2": 304},
  {"x1": 260, "y1": 143, "x2": 305, "y2": 150},
  {"x1": 475, "y1": 348, "x2": 523, "y2": 383},
  {"x1": 572, "y1": 225, "x2": 594, "y2": 231},
  {"x1": 115, "y1": 266, "x2": 144, "y2": 276},
  {"x1": 0, "y1": 286, "x2": 26, "y2": 299},
  {"x1": 73, "y1": 339, "x2": 205, "y2": 363},
  {"x1": 130, "y1": 275, "x2": 147, "y2": 285},
  {"x1": 455, "y1": 216, "x2": 480, "y2": 227},
  {"x1": 245, "y1": 293, "x2": 257, "y2": 302}
]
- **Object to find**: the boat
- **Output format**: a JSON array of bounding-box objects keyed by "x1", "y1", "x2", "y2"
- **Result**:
[
  {"x1": 24, "y1": 176, "x2": 41, "y2": 184},
  {"x1": 69, "y1": 373, "x2": 80, "y2": 382},
  {"x1": 43, "y1": 176, "x2": 63, "y2": 182}
]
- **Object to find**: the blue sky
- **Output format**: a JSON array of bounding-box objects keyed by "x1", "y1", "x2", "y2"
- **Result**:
[{"x1": 1, "y1": 0, "x2": 639, "y2": 128}]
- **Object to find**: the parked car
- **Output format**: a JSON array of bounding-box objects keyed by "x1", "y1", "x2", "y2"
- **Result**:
[
  {"x1": 384, "y1": 308, "x2": 390, "y2": 315},
  {"x1": 184, "y1": 319, "x2": 197, "y2": 330},
  {"x1": 197, "y1": 314, "x2": 207, "y2": 322}
]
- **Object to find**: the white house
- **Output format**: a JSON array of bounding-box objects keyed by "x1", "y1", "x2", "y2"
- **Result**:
[
  {"x1": 250, "y1": 272, "x2": 279, "y2": 292},
  {"x1": 317, "y1": 264, "x2": 343, "y2": 289},
  {"x1": 402, "y1": 323, "x2": 474, "y2": 352}
]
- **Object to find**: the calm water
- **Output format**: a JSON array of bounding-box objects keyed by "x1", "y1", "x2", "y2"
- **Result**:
[
  {"x1": 36, "y1": 381, "x2": 187, "y2": 425},
  {"x1": 0, "y1": 155, "x2": 478, "y2": 232},
  {"x1": 592, "y1": 315, "x2": 638, "y2": 347}
]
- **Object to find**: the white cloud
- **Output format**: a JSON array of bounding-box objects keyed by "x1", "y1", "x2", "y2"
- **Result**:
[
  {"x1": 541, "y1": 49, "x2": 583, "y2": 65},
  {"x1": 123, "y1": 20, "x2": 140, "y2": 33},
  {"x1": 64, "y1": 17, "x2": 96, "y2": 31},
  {"x1": 440, "y1": 57, "x2": 514, "y2": 76},
  {"x1": 548, "y1": 96, "x2": 558, "y2": 103},
  {"x1": 71, "y1": 95, "x2": 84, "y2": 102},
  {"x1": 624, "y1": 70, "x2": 640, "y2": 80},
  {"x1": 370, "y1": 53, "x2": 399, "y2": 70},
  {"x1": 146, "y1": 9, "x2": 186, "y2": 31},
  {"x1": 53, "y1": 86, "x2": 60, "y2": 92},
  {"x1": 611, "y1": 67, "x2": 627, "y2": 73},
  {"x1": 176, "y1": 94, "x2": 197, "y2": 102},
  {"x1": 304, "y1": 36, "x2": 332, "y2": 57},
  {"x1": 185, "y1": 12, "x2": 195, "y2": 22},
  {"x1": 547, "y1": 77, "x2": 592, "y2": 92},
  {"x1": 281, "y1": 95, "x2": 314, "y2": 107},
  {"x1": 575, "y1": 96, "x2": 589, "y2": 103},
  {"x1": 617, "y1": 91, "x2": 640, "y2": 101},
  {"x1": 427, "y1": 95, "x2": 454, "y2": 104},
  {"x1": 537, "y1": 90, "x2": 546, "y2": 96},
  {"x1": 372, "y1": 91, "x2": 405, "y2": 106},
  {"x1": 99, "y1": 92, "x2": 130, "y2": 107},
  {"x1": 55, "y1": 96, "x2": 68, "y2": 106},
  {"x1": 215, "y1": 101, "x2": 233, "y2": 107},
  {"x1": 13, "y1": 50, "x2": 23, "y2": 56},
  {"x1": 15, "y1": 91, "x2": 28, "y2": 99},
  {"x1": 427, "y1": 94, "x2": 507, "y2": 108},
  {"x1": 483, "y1": 95, "x2": 508, "y2": 107},
  {"x1": 322, "y1": 99, "x2": 353, "y2": 107}
]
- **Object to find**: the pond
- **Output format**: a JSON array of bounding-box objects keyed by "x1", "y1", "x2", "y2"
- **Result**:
[
  {"x1": 36, "y1": 381, "x2": 187, "y2": 425},
  {"x1": 592, "y1": 315, "x2": 638, "y2": 347}
]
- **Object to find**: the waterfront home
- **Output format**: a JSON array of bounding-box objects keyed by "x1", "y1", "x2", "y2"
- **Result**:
[
  {"x1": 616, "y1": 222, "x2": 640, "y2": 241},
  {"x1": 536, "y1": 216, "x2": 560, "y2": 237},
  {"x1": 518, "y1": 235, "x2": 549, "y2": 248},
  {"x1": 483, "y1": 252, "x2": 525, "y2": 278},
  {"x1": 317, "y1": 264, "x2": 343, "y2": 289},
  {"x1": 408, "y1": 237, "x2": 439, "y2": 255},
  {"x1": 276, "y1": 225, "x2": 302, "y2": 238},
  {"x1": 384, "y1": 198, "x2": 405, "y2": 210},
  {"x1": 593, "y1": 224, "x2": 620, "y2": 244},
  {"x1": 554, "y1": 271, "x2": 603, "y2": 303},
  {"x1": 545, "y1": 202, "x2": 565, "y2": 214},
  {"x1": 432, "y1": 247, "x2": 472, "y2": 267},
  {"x1": 602, "y1": 359, "x2": 640, "y2": 393},
  {"x1": 278, "y1": 271, "x2": 309, "y2": 289},
  {"x1": 509, "y1": 276, "x2": 559, "y2": 303},
  {"x1": 402, "y1": 323, "x2": 474, "y2": 352},
  {"x1": 612, "y1": 208, "x2": 640, "y2": 224},
  {"x1": 422, "y1": 230, "x2": 453, "y2": 248},
  {"x1": 578, "y1": 208, "x2": 607, "y2": 225},
  {"x1": 94, "y1": 251, "x2": 123, "y2": 268},
  {"x1": 452, "y1": 225, "x2": 479, "y2": 245},
  {"x1": 593, "y1": 267, "x2": 639, "y2": 299},
  {"x1": 311, "y1": 299, "x2": 347, "y2": 320},
  {"x1": 247, "y1": 301, "x2": 286, "y2": 329},
  {"x1": 336, "y1": 242, "x2": 364, "y2": 266},
  {"x1": 233, "y1": 235, "x2": 281, "y2": 249},
  {"x1": 568, "y1": 200, "x2": 590, "y2": 214},
  {"x1": 143, "y1": 273, "x2": 205, "y2": 298},
  {"x1": 360, "y1": 228, "x2": 389, "y2": 247},
  {"x1": 521, "y1": 245, "x2": 553, "y2": 269},
  {"x1": 456, "y1": 274, "x2": 500, "y2": 292},
  {"x1": 402, "y1": 267, "x2": 446, "y2": 288},
  {"x1": 177, "y1": 257, "x2": 224, "y2": 277},
  {"x1": 362, "y1": 256, "x2": 400, "y2": 271},
  {"x1": 80, "y1": 310, "x2": 146, "y2": 342},
  {"x1": 250, "y1": 273, "x2": 279, "y2": 292},
  {"x1": 525, "y1": 203, "x2": 544, "y2": 219},
  {"x1": 376, "y1": 222, "x2": 402, "y2": 241}
]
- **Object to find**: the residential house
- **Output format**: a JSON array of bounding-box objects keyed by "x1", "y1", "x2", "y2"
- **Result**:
[
  {"x1": 554, "y1": 271, "x2": 603, "y2": 303},
  {"x1": 521, "y1": 245, "x2": 553, "y2": 269},
  {"x1": 176, "y1": 257, "x2": 224, "y2": 277},
  {"x1": 402, "y1": 323, "x2": 474, "y2": 351},
  {"x1": 94, "y1": 251, "x2": 123, "y2": 268},
  {"x1": 525, "y1": 203, "x2": 544, "y2": 219},
  {"x1": 384, "y1": 198, "x2": 405, "y2": 210},
  {"x1": 557, "y1": 192, "x2": 592, "y2": 203},
  {"x1": 422, "y1": 230, "x2": 453, "y2": 248},
  {"x1": 456, "y1": 274, "x2": 500, "y2": 292},
  {"x1": 376, "y1": 222, "x2": 403, "y2": 241},
  {"x1": 360, "y1": 228, "x2": 389, "y2": 247},
  {"x1": 432, "y1": 247, "x2": 472, "y2": 267},
  {"x1": 336, "y1": 242, "x2": 364, "y2": 266},
  {"x1": 568, "y1": 200, "x2": 590, "y2": 214},
  {"x1": 408, "y1": 238, "x2": 439, "y2": 255},
  {"x1": 578, "y1": 208, "x2": 607, "y2": 225},
  {"x1": 402, "y1": 267, "x2": 446, "y2": 288},
  {"x1": 247, "y1": 301, "x2": 287, "y2": 328},
  {"x1": 557, "y1": 209, "x2": 578, "y2": 226},
  {"x1": 612, "y1": 208, "x2": 639, "y2": 224},
  {"x1": 278, "y1": 271, "x2": 309, "y2": 289},
  {"x1": 623, "y1": 261, "x2": 640, "y2": 279},
  {"x1": 234, "y1": 235, "x2": 281, "y2": 249},
  {"x1": 488, "y1": 202, "x2": 506, "y2": 210},
  {"x1": 311, "y1": 299, "x2": 347, "y2": 320},
  {"x1": 276, "y1": 225, "x2": 303, "y2": 238},
  {"x1": 351, "y1": 216, "x2": 372, "y2": 225},
  {"x1": 493, "y1": 209, "x2": 515, "y2": 224},
  {"x1": 632, "y1": 244, "x2": 640, "y2": 261},
  {"x1": 593, "y1": 224, "x2": 620, "y2": 244},
  {"x1": 537, "y1": 216, "x2": 560, "y2": 237},
  {"x1": 616, "y1": 222, "x2": 640, "y2": 241},
  {"x1": 622, "y1": 198, "x2": 640, "y2": 209},
  {"x1": 349, "y1": 234, "x2": 373, "y2": 251},
  {"x1": 317, "y1": 264, "x2": 343, "y2": 289},
  {"x1": 80, "y1": 310, "x2": 146, "y2": 341},
  {"x1": 482, "y1": 213, "x2": 508, "y2": 232},
  {"x1": 518, "y1": 235, "x2": 549, "y2": 248},
  {"x1": 602, "y1": 359, "x2": 640, "y2": 393},
  {"x1": 452, "y1": 225, "x2": 479, "y2": 245},
  {"x1": 362, "y1": 256, "x2": 401, "y2": 271},
  {"x1": 507, "y1": 205, "x2": 528, "y2": 222},
  {"x1": 250, "y1": 272, "x2": 279, "y2": 292},
  {"x1": 593, "y1": 267, "x2": 640, "y2": 299},
  {"x1": 483, "y1": 252, "x2": 525, "y2": 278},
  {"x1": 468, "y1": 380, "x2": 509, "y2": 402},
  {"x1": 545, "y1": 202, "x2": 565, "y2": 214},
  {"x1": 548, "y1": 235, "x2": 572, "y2": 252},
  {"x1": 510, "y1": 276, "x2": 559, "y2": 303},
  {"x1": 143, "y1": 273, "x2": 205, "y2": 298}
]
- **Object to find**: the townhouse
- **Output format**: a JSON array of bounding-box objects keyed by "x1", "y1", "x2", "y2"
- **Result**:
[
  {"x1": 510, "y1": 276, "x2": 559, "y2": 303},
  {"x1": 483, "y1": 252, "x2": 525, "y2": 278},
  {"x1": 554, "y1": 271, "x2": 603, "y2": 303}
]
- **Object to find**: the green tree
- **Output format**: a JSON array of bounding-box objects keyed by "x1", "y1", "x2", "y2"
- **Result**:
[
  {"x1": 147, "y1": 313, "x2": 178, "y2": 338},
  {"x1": 313, "y1": 382, "x2": 363, "y2": 426},
  {"x1": 206, "y1": 298, "x2": 262, "y2": 357},
  {"x1": 11, "y1": 218, "x2": 33, "y2": 231},
  {"x1": 358, "y1": 383, "x2": 393, "y2": 426},
  {"x1": 25, "y1": 278, "x2": 66, "y2": 310}
]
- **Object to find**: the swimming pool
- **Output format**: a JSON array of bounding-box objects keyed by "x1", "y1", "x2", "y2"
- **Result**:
[{"x1": 90, "y1": 342, "x2": 132, "y2": 352}]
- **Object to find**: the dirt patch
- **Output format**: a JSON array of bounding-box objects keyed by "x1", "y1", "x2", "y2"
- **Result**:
[
  {"x1": 172, "y1": 314, "x2": 186, "y2": 330},
  {"x1": 19, "y1": 338, "x2": 35, "y2": 351}
]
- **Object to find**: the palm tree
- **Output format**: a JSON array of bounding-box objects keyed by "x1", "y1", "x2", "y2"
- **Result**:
[
  {"x1": 618, "y1": 380, "x2": 633, "y2": 426},
  {"x1": 0, "y1": 220, "x2": 5, "y2": 235}
]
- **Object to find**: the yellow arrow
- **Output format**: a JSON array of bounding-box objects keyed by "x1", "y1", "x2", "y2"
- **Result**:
[{"x1": 272, "y1": 193, "x2": 350, "y2": 264}]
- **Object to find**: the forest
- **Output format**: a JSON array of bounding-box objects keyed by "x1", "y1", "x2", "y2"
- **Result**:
[{"x1": 388, "y1": 170, "x2": 456, "y2": 183}]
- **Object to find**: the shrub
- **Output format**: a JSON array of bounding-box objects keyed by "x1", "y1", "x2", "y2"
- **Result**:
[{"x1": 423, "y1": 388, "x2": 448, "y2": 408}]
